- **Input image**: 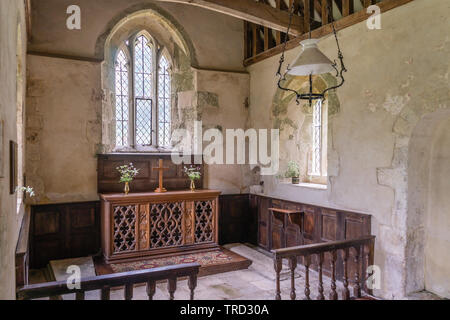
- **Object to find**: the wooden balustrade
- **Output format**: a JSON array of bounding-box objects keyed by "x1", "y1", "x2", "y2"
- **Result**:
[
  {"x1": 244, "y1": 0, "x2": 414, "y2": 66},
  {"x1": 272, "y1": 235, "x2": 375, "y2": 300},
  {"x1": 17, "y1": 263, "x2": 200, "y2": 301}
]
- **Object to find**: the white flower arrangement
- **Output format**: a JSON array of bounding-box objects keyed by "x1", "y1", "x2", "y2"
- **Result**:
[{"x1": 16, "y1": 186, "x2": 35, "y2": 197}]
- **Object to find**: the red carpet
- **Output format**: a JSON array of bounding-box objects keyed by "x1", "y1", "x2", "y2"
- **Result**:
[{"x1": 95, "y1": 248, "x2": 252, "y2": 277}]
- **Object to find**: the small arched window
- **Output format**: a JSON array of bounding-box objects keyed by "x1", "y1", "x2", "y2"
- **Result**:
[
  {"x1": 114, "y1": 31, "x2": 172, "y2": 150},
  {"x1": 309, "y1": 99, "x2": 327, "y2": 184}
]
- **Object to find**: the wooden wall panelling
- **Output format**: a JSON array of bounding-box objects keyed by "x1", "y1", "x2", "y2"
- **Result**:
[
  {"x1": 16, "y1": 207, "x2": 31, "y2": 287},
  {"x1": 270, "y1": 199, "x2": 284, "y2": 249},
  {"x1": 67, "y1": 203, "x2": 101, "y2": 258},
  {"x1": 257, "y1": 197, "x2": 271, "y2": 250},
  {"x1": 219, "y1": 194, "x2": 254, "y2": 245},
  {"x1": 255, "y1": 195, "x2": 372, "y2": 279},
  {"x1": 98, "y1": 154, "x2": 204, "y2": 194},
  {"x1": 248, "y1": 194, "x2": 259, "y2": 246},
  {"x1": 282, "y1": 201, "x2": 303, "y2": 248},
  {"x1": 30, "y1": 202, "x2": 100, "y2": 268}
]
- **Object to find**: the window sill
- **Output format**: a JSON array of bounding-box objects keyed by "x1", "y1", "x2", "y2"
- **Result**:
[
  {"x1": 111, "y1": 146, "x2": 174, "y2": 154},
  {"x1": 280, "y1": 181, "x2": 328, "y2": 190}
]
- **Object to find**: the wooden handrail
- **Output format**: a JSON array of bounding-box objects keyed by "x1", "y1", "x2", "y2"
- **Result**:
[
  {"x1": 272, "y1": 236, "x2": 375, "y2": 300},
  {"x1": 272, "y1": 235, "x2": 375, "y2": 258},
  {"x1": 17, "y1": 263, "x2": 200, "y2": 300}
]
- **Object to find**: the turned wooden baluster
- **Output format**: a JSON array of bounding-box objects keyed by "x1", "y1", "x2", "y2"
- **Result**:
[
  {"x1": 304, "y1": 255, "x2": 311, "y2": 300},
  {"x1": 146, "y1": 280, "x2": 156, "y2": 300},
  {"x1": 168, "y1": 277, "x2": 177, "y2": 300},
  {"x1": 274, "y1": 258, "x2": 282, "y2": 300},
  {"x1": 124, "y1": 284, "x2": 133, "y2": 300},
  {"x1": 188, "y1": 274, "x2": 198, "y2": 300},
  {"x1": 365, "y1": 241, "x2": 375, "y2": 296},
  {"x1": 289, "y1": 256, "x2": 297, "y2": 300},
  {"x1": 329, "y1": 250, "x2": 338, "y2": 300},
  {"x1": 317, "y1": 253, "x2": 325, "y2": 300},
  {"x1": 75, "y1": 291, "x2": 85, "y2": 300},
  {"x1": 341, "y1": 248, "x2": 350, "y2": 300},
  {"x1": 101, "y1": 286, "x2": 111, "y2": 300},
  {"x1": 353, "y1": 246, "x2": 362, "y2": 298}
]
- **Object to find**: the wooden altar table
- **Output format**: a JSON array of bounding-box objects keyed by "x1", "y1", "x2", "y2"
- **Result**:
[{"x1": 100, "y1": 190, "x2": 221, "y2": 263}]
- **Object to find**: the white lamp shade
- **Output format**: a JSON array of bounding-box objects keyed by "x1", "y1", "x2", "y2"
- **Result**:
[{"x1": 288, "y1": 39, "x2": 335, "y2": 76}]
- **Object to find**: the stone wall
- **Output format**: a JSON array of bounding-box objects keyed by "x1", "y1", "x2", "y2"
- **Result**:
[
  {"x1": 0, "y1": 0, "x2": 27, "y2": 300},
  {"x1": 247, "y1": 0, "x2": 450, "y2": 299}
]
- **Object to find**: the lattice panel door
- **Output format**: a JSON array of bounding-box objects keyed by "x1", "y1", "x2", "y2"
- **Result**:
[
  {"x1": 194, "y1": 200, "x2": 215, "y2": 243},
  {"x1": 149, "y1": 202, "x2": 184, "y2": 248},
  {"x1": 113, "y1": 205, "x2": 137, "y2": 253}
]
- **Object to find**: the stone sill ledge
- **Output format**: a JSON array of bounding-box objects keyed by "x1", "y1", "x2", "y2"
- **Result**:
[{"x1": 280, "y1": 182, "x2": 328, "y2": 190}]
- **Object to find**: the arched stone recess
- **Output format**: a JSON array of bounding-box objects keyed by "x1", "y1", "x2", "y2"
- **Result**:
[
  {"x1": 97, "y1": 4, "x2": 216, "y2": 152},
  {"x1": 270, "y1": 73, "x2": 340, "y2": 184},
  {"x1": 377, "y1": 100, "x2": 450, "y2": 297}
]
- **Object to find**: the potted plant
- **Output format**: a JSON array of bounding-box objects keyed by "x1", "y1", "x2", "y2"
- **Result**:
[
  {"x1": 116, "y1": 163, "x2": 140, "y2": 195},
  {"x1": 184, "y1": 166, "x2": 201, "y2": 191},
  {"x1": 285, "y1": 161, "x2": 300, "y2": 184}
]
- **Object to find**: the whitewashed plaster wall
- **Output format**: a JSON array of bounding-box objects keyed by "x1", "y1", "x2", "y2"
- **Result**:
[{"x1": 425, "y1": 117, "x2": 450, "y2": 299}]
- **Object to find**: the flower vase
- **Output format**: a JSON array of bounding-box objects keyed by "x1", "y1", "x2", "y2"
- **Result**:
[
  {"x1": 190, "y1": 179, "x2": 196, "y2": 192},
  {"x1": 124, "y1": 182, "x2": 130, "y2": 195}
]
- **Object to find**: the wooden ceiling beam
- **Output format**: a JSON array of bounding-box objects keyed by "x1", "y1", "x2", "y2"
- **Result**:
[
  {"x1": 155, "y1": 0, "x2": 304, "y2": 36},
  {"x1": 24, "y1": 0, "x2": 32, "y2": 41},
  {"x1": 244, "y1": 0, "x2": 415, "y2": 66}
]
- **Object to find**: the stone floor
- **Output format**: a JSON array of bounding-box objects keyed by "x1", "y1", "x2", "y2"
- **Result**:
[
  {"x1": 406, "y1": 291, "x2": 447, "y2": 300},
  {"x1": 30, "y1": 243, "x2": 350, "y2": 300}
]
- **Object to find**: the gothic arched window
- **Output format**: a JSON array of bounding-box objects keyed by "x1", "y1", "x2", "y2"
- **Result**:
[{"x1": 114, "y1": 31, "x2": 172, "y2": 150}]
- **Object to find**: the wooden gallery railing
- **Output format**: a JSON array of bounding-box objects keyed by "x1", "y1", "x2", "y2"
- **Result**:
[
  {"x1": 272, "y1": 235, "x2": 375, "y2": 300},
  {"x1": 244, "y1": 0, "x2": 414, "y2": 66},
  {"x1": 17, "y1": 263, "x2": 200, "y2": 301}
]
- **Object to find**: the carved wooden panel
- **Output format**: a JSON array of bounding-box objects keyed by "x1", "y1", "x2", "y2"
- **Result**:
[
  {"x1": 184, "y1": 201, "x2": 195, "y2": 245},
  {"x1": 138, "y1": 204, "x2": 150, "y2": 250},
  {"x1": 100, "y1": 191, "x2": 220, "y2": 263},
  {"x1": 194, "y1": 200, "x2": 214, "y2": 243},
  {"x1": 113, "y1": 205, "x2": 137, "y2": 253},
  {"x1": 149, "y1": 202, "x2": 183, "y2": 248}
]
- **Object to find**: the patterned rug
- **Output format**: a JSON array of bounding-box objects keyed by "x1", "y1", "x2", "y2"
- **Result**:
[{"x1": 95, "y1": 248, "x2": 252, "y2": 277}]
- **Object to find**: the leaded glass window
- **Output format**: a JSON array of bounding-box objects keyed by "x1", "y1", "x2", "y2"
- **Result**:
[
  {"x1": 114, "y1": 32, "x2": 172, "y2": 150},
  {"x1": 312, "y1": 100, "x2": 322, "y2": 176},
  {"x1": 134, "y1": 35, "x2": 153, "y2": 146},
  {"x1": 115, "y1": 50, "x2": 129, "y2": 147},
  {"x1": 158, "y1": 56, "x2": 171, "y2": 147}
]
